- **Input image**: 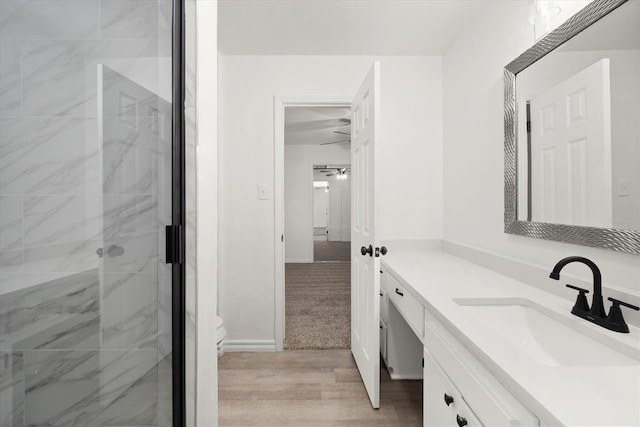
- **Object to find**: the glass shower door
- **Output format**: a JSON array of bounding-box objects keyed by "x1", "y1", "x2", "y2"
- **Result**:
[{"x1": 0, "y1": 1, "x2": 180, "y2": 425}]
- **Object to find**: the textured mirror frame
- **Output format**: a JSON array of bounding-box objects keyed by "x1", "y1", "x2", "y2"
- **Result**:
[{"x1": 504, "y1": 0, "x2": 640, "y2": 255}]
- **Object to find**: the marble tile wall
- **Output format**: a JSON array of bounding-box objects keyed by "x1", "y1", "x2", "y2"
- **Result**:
[{"x1": 0, "y1": 0, "x2": 175, "y2": 425}]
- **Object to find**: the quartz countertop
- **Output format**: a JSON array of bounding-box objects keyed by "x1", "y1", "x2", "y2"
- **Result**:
[{"x1": 381, "y1": 249, "x2": 640, "y2": 427}]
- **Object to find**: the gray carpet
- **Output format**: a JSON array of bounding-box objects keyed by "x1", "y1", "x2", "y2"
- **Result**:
[
  {"x1": 314, "y1": 241, "x2": 351, "y2": 262},
  {"x1": 284, "y1": 262, "x2": 350, "y2": 350}
]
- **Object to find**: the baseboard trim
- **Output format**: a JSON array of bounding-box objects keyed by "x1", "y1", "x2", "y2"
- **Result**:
[
  {"x1": 224, "y1": 340, "x2": 276, "y2": 352},
  {"x1": 285, "y1": 259, "x2": 313, "y2": 264}
]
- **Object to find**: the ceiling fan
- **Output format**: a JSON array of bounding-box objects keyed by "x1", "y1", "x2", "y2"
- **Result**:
[
  {"x1": 320, "y1": 129, "x2": 351, "y2": 145},
  {"x1": 323, "y1": 167, "x2": 350, "y2": 177}
]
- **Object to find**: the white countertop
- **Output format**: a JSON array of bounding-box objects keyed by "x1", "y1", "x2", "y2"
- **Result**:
[{"x1": 381, "y1": 249, "x2": 640, "y2": 427}]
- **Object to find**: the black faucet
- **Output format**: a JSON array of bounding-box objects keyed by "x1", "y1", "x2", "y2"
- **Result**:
[{"x1": 550, "y1": 256, "x2": 639, "y2": 333}]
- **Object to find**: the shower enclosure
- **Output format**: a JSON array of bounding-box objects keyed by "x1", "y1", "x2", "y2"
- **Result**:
[{"x1": 0, "y1": 1, "x2": 185, "y2": 425}]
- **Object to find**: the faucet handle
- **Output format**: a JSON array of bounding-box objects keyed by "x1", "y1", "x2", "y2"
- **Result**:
[
  {"x1": 605, "y1": 297, "x2": 639, "y2": 333},
  {"x1": 566, "y1": 284, "x2": 590, "y2": 313},
  {"x1": 566, "y1": 284, "x2": 589, "y2": 294},
  {"x1": 608, "y1": 297, "x2": 640, "y2": 312}
]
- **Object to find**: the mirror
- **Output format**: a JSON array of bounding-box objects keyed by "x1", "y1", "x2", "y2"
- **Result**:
[{"x1": 504, "y1": 0, "x2": 640, "y2": 254}]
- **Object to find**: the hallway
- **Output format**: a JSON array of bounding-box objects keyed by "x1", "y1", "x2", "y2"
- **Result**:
[{"x1": 218, "y1": 350, "x2": 422, "y2": 426}]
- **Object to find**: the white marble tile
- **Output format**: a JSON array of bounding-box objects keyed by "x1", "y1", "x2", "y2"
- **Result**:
[
  {"x1": 0, "y1": 271, "x2": 99, "y2": 350},
  {"x1": 0, "y1": 249, "x2": 22, "y2": 272},
  {"x1": 22, "y1": 240, "x2": 99, "y2": 273},
  {"x1": 22, "y1": 195, "x2": 101, "y2": 248},
  {"x1": 23, "y1": 350, "x2": 99, "y2": 426},
  {"x1": 0, "y1": 39, "x2": 20, "y2": 117},
  {"x1": 23, "y1": 348, "x2": 158, "y2": 426},
  {"x1": 0, "y1": 351, "x2": 24, "y2": 427},
  {"x1": 0, "y1": 196, "x2": 21, "y2": 252},
  {"x1": 185, "y1": 274, "x2": 196, "y2": 427},
  {"x1": 21, "y1": 39, "x2": 158, "y2": 117},
  {"x1": 158, "y1": 0, "x2": 173, "y2": 58},
  {"x1": 100, "y1": 0, "x2": 158, "y2": 39},
  {"x1": 157, "y1": 263, "x2": 172, "y2": 358},
  {"x1": 101, "y1": 272, "x2": 157, "y2": 349},
  {"x1": 98, "y1": 349, "x2": 156, "y2": 407},
  {"x1": 0, "y1": 118, "x2": 99, "y2": 195},
  {"x1": 0, "y1": 1, "x2": 99, "y2": 39}
]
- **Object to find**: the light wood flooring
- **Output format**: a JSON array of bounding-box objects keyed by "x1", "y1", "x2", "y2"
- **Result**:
[{"x1": 218, "y1": 349, "x2": 422, "y2": 426}]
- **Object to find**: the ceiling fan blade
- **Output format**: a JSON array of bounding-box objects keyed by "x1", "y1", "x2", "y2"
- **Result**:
[
  {"x1": 320, "y1": 140, "x2": 350, "y2": 146},
  {"x1": 287, "y1": 118, "x2": 351, "y2": 131},
  {"x1": 333, "y1": 130, "x2": 350, "y2": 136}
]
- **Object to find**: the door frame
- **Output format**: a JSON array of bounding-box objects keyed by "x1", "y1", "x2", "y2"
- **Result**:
[{"x1": 274, "y1": 96, "x2": 351, "y2": 351}]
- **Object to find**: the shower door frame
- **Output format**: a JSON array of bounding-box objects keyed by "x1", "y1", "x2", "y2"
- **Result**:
[{"x1": 172, "y1": 0, "x2": 186, "y2": 425}]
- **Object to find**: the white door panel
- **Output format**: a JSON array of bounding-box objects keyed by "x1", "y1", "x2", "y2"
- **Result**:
[
  {"x1": 351, "y1": 62, "x2": 380, "y2": 409},
  {"x1": 530, "y1": 59, "x2": 612, "y2": 227}
]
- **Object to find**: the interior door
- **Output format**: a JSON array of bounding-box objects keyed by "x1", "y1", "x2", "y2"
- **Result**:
[
  {"x1": 351, "y1": 62, "x2": 380, "y2": 409},
  {"x1": 529, "y1": 59, "x2": 612, "y2": 227}
]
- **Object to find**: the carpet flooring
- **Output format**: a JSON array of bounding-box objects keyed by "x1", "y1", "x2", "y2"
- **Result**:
[
  {"x1": 314, "y1": 240, "x2": 351, "y2": 262},
  {"x1": 285, "y1": 262, "x2": 351, "y2": 350}
]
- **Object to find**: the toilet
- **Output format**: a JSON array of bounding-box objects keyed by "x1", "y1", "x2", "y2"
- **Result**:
[{"x1": 215, "y1": 316, "x2": 226, "y2": 357}]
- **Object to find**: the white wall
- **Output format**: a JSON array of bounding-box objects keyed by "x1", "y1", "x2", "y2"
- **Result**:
[
  {"x1": 442, "y1": 1, "x2": 640, "y2": 296},
  {"x1": 284, "y1": 144, "x2": 350, "y2": 262},
  {"x1": 313, "y1": 187, "x2": 329, "y2": 228},
  {"x1": 327, "y1": 173, "x2": 351, "y2": 242},
  {"x1": 219, "y1": 55, "x2": 443, "y2": 344}
]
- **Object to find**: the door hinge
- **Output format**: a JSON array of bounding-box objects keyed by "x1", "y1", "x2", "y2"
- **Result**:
[
  {"x1": 422, "y1": 357, "x2": 424, "y2": 368},
  {"x1": 281, "y1": 234, "x2": 284, "y2": 242},
  {"x1": 165, "y1": 225, "x2": 184, "y2": 264}
]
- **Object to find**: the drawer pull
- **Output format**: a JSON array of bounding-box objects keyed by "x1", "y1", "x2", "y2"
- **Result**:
[
  {"x1": 443, "y1": 393, "x2": 454, "y2": 406},
  {"x1": 395, "y1": 288, "x2": 404, "y2": 297},
  {"x1": 456, "y1": 415, "x2": 468, "y2": 427}
]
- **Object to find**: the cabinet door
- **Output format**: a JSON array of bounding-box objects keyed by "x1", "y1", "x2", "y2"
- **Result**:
[{"x1": 424, "y1": 349, "x2": 483, "y2": 427}]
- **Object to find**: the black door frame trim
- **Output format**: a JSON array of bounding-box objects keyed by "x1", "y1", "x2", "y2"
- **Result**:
[{"x1": 172, "y1": 0, "x2": 186, "y2": 425}]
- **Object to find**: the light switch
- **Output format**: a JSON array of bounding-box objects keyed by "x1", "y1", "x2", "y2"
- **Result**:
[
  {"x1": 258, "y1": 184, "x2": 270, "y2": 200},
  {"x1": 618, "y1": 181, "x2": 630, "y2": 197}
]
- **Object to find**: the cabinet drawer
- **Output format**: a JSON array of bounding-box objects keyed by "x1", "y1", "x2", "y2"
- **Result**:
[
  {"x1": 424, "y1": 349, "x2": 483, "y2": 427},
  {"x1": 387, "y1": 273, "x2": 424, "y2": 338}
]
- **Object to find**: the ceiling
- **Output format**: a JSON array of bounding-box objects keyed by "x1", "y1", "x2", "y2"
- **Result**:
[
  {"x1": 218, "y1": 0, "x2": 486, "y2": 55},
  {"x1": 285, "y1": 106, "x2": 351, "y2": 146}
]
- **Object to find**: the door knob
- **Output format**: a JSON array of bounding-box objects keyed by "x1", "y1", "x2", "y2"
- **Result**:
[
  {"x1": 444, "y1": 393, "x2": 454, "y2": 406},
  {"x1": 360, "y1": 245, "x2": 373, "y2": 257},
  {"x1": 380, "y1": 246, "x2": 388, "y2": 255}
]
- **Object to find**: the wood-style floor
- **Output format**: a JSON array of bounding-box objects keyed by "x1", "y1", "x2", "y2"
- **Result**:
[{"x1": 218, "y1": 349, "x2": 422, "y2": 426}]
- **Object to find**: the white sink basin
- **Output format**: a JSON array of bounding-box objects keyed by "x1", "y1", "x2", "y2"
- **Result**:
[{"x1": 454, "y1": 297, "x2": 639, "y2": 367}]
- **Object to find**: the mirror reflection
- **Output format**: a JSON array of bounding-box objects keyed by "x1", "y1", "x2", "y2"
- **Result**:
[{"x1": 516, "y1": 1, "x2": 640, "y2": 231}]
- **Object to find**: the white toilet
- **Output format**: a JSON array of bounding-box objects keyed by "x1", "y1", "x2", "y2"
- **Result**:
[{"x1": 215, "y1": 316, "x2": 227, "y2": 357}]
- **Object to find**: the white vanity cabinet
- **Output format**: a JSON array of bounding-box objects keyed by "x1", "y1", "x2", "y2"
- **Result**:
[
  {"x1": 424, "y1": 350, "x2": 483, "y2": 427},
  {"x1": 381, "y1": 260, "x2": 539, "y2": 427},
  {"x1": 379, "y1": 267, "x2": 388, "y2": 363},
  {"x1": 423, "y1": 307, "x2": 539, "y2": 427}
]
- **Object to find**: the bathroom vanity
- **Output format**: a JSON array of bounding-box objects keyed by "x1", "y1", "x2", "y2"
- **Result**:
[{"x1": 380, "y1": 249, "x2": 640, "y2": 427}]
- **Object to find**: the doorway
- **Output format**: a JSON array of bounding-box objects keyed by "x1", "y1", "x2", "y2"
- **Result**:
[
  {"x1": 313, "y1": 165, "x2": 351, "y2": 262},
  {"x1": 275, "y1": 100, "x2": 352, "y2": 350}
]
